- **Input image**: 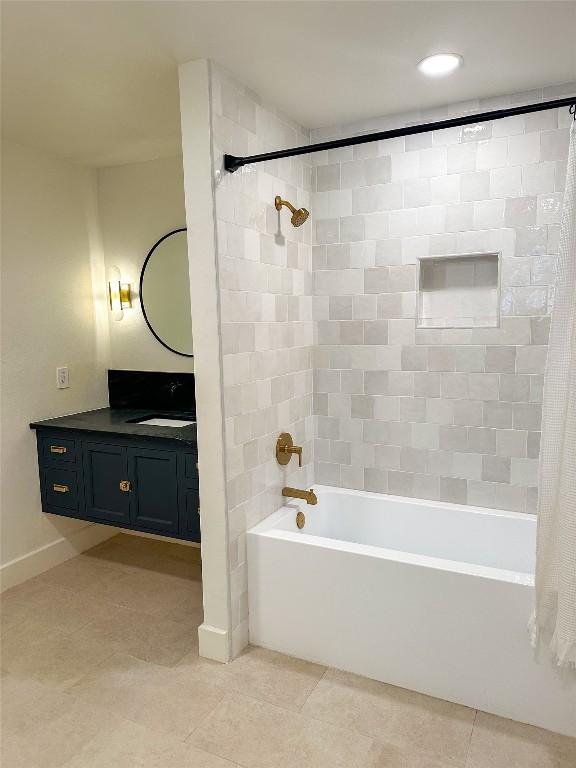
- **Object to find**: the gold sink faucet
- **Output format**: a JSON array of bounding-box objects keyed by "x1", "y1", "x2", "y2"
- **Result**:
[{"x1": 282, "y1": 487, "x2": 317, "y2": 505}]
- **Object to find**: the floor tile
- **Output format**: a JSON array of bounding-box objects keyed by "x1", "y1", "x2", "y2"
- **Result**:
[
  {"x1": 87, "y1": 535, "x2": 202, "y2": 579},
  {"x1": 62, "y1": 717, "x2": 238, "y2": 768},
  {"x1": 0, "y1": 582, "x2": 114, "y2": 635},
  {"x1": 302, "y1": 668, "x2": 474, "y2": 767},
  {"x1": 75, "y1": 602, "x2": 201, "y2": 666},
  {"x1": 68, "y1": 652, "x2": 225, "y2": 740},
  {"x1": 190, "y1": 692, "x2": 374, "y2": 768},
  {"x1": 467, "y1": 711, "x2": 576, "y2": 768},
  {"x1": 2, "y1": 617, "x2": 116, "y2": 689},
  {"x1": 84, "y1": 567, "x2": 203, "y2": 621},
  {"x1": 178, "y1": 644, "x2": 326, "y2": 711},
  {"x1": 1, "y1": 673, "x2": 116, "y2": 768},
  {"x1": 26, "y1": 551, "x2": 131, "y2": 593},
  {"x1": 366, "y1": 738, "x2": 461, "y2": 767},
  {"x1": 1, "y1": 579, "x2": 63, "y2": 630},
  {"x1": 121, "y1": 533, "x2": 202, "y2": 564}
]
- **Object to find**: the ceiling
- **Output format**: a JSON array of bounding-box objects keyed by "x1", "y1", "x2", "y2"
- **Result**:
[{"x1": 2, "y1": 1, "x2": 575, "y2": 167}]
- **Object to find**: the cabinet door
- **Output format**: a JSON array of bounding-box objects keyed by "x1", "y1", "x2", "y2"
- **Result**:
[
  {"x1": 128, "y1": 447, "x2": 179, "y2": 534},
  {"x1": 83, "y1": 442, "x2": 130, "y2": 524}
]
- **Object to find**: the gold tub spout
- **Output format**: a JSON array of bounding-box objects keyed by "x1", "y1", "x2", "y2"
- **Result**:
[{"x1": 282, "y1": 487, "x2": 317, "y2": 505}]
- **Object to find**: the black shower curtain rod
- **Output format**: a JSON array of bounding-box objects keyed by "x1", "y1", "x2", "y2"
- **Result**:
[{"x1": 224, "y1": 96, "x2": 576, "y2": 173}]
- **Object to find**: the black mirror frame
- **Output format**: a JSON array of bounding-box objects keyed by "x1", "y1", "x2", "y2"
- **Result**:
[{"x1": 139, "y1": 227, "x2": 193, "y2": 358}]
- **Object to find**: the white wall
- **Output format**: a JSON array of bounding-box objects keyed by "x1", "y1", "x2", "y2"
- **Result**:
[
  {"x1": 1, "y1": 140, "x2": 114, "y2": 587},
  {"x1": 97, "y1": 155, "x2": 193, "y2": 372}
]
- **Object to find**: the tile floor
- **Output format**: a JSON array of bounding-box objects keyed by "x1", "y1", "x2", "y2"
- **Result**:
[{"x1": 1, "y1": 533, "x2": 575, "y2": 767}]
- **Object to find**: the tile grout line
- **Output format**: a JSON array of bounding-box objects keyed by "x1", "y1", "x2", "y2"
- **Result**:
[
  {"x1": 191, "y1": 743, "x2": 241, "y2": 768},
  {"x1": 464, "y1": 708, "x2": 479, "y2": 768},
  {"x1": 183, "y1": 681, "x2": 230, "y2": 741},
  {"x1": 294, "y1": 663, "x2": 329, "y2": 712}
]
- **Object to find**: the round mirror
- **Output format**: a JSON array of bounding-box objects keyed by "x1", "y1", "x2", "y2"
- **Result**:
[{"x1": 139, "y1": 228, "x2": 193, "y2": 357}]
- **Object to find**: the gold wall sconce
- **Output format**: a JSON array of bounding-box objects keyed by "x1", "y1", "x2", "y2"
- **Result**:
[
  {"x1": 108, "y1": 266, "x2": 132, "y2": 321},
  {"x1": 108, "y1": 281, "x2": 132, "y2": 311}
]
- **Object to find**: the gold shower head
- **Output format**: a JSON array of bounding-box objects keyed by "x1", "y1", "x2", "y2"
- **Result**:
[{"x1": 274, "y1": 195, "x2": 309, "y2": 227}]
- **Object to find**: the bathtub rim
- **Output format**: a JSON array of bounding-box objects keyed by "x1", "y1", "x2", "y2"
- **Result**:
[{"x1": 248, "y1": 485, "x2": 535, "y2": 587}]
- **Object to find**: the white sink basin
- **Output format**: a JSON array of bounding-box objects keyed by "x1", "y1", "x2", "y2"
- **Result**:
[{"x1": 138, "y1": 418, "x2": 196, "y2": 427}]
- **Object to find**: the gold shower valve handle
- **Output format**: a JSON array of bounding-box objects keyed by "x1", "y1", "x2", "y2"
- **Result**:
[
  {"x1": 276, "y1": 433, "x2": 303, "y2": 467},
  {"x1": 292, "y1": 445, "x2": 302, "y2": 467}
]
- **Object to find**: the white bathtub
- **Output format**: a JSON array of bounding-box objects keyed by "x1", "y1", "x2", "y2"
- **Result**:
[{"x1": 247, "y1": 485, "x2": 576, "y2": 737}]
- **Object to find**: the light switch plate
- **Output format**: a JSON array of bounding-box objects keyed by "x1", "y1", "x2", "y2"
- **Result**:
[{"x1": 56, "y1": 366, "x2": 69, "y2": 389}]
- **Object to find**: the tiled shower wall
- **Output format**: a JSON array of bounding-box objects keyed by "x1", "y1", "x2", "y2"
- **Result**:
[
  {"x1": 311, "y1": 84, "x2": 574, "y2": 513},
  {"x1": 210, "y1": 65, "x2": 314, "y2": 652}
]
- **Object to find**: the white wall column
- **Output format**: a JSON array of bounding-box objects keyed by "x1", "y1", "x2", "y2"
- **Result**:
[{"x1": 179, "y1": 59, "x2": 232, "y2": 662}]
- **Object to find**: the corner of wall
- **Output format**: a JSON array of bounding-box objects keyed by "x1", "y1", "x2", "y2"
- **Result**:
[
  {"x1": 208, "y1": 63, "x2": 315, "y2": 657},
  {"x1": 179, "y1": 58, "x2": 233, "y2": 662}
]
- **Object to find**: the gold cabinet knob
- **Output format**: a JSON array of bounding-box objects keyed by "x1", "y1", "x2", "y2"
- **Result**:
[
  {"x1": 53, "y1": 483, "x2": 69, "y2": 493},
  {"x1": 119, "y1": 480, "x2": 131, "y2": 492},
  {"x1": 50, "y1": 446, "x2": 67, "y2": 454}
]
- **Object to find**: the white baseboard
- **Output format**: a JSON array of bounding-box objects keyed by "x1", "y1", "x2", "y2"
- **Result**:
[
  {"x1": 198, "y1": 622, "x2": 231, "y2": 663},
  {"x1": 232, "y1": 619, "x2": 249, "y2": 659},
  {"x1": 0, "y1": 523, "x2": 117, "y2": 592}
]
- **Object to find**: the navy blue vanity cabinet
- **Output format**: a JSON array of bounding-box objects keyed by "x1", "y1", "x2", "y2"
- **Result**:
[{"x1": 34, "y1": 428, "x2": 200, "y2": 543}]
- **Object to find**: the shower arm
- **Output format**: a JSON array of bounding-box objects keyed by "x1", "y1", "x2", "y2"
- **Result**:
[
  {"x1": 224, "y1": 95, "x2": 576, "y2": 173},
  {"x1": 275, "y1": 196, "x2": 296, "y2": 214}
]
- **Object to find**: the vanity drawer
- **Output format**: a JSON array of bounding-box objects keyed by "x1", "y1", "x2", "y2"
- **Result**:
[
  {"x1": 40, "y1": 436, "x2": 78, "y2": 464},
  {"x1": 42, "y1": 467, "x2": 80, "y2": 510}
]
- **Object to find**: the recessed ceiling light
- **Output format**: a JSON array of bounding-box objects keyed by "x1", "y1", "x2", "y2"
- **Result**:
[{"x1": 417, "y1": 53, "x2": 463, "y2": 78}]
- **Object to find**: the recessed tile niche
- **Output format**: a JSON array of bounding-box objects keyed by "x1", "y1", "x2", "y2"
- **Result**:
[{"x1": 417, "y1": 252, "x2": 500, "y2": 329}]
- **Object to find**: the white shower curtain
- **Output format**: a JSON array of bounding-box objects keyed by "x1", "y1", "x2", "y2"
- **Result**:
[{"x1": 532, "y1": 118, "x2": 576, "y2": 667}]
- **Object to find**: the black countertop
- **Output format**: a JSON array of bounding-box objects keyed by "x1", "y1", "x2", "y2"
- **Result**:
[{"x1": 30, "y1": 408, "x2": 198, "y2": 447}]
